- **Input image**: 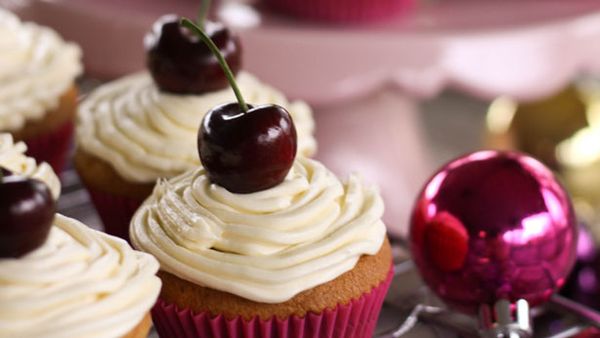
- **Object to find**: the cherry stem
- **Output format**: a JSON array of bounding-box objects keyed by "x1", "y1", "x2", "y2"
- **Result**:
[
  {"x1": 197, "y1": 0, "x2": 211, "y2": 27},
  {"x1": 181, "y1": 18, "x2": 248, "y2": 112}
]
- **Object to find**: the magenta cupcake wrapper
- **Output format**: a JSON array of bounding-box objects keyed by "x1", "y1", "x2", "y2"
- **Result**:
[
  {"x1": 264, "y1": 0, "x2": 412, "y2": 23},
  {"x1": 83, "y1": 187, "x2": 146, "y2": 242},
  {"x1": 24, "y1": 120, "x2": 74, "y2": 174},
  {"x1": 152, "y1": 267, "x2": 393, "y2": 338}
]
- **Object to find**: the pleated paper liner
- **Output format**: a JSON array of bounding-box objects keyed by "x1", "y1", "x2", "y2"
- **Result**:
[
  {"x1": 24, "y1": 120, "x2": 74, "y2": 174},
  {"x1": 84, "y1": 187, "x2": 145, "y2": 242},
  {"x1": 152, "y1": 267, "x2": 394, "y2": 338}
]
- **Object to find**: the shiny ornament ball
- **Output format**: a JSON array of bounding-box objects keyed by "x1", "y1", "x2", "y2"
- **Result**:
[{"x1": 410, "y1": 150, "x2": 578, "y2": 314}]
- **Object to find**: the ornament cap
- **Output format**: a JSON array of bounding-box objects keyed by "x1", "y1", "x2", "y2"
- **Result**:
[{"x1": 479, "y1": 299, "x2": 532, "y2": 338}]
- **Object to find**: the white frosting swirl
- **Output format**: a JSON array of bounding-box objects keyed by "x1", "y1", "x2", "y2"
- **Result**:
[
  {"x1": 0, "y1": 214, "x2": 161, "y2": 338},
  {"x1": 131, "y1": 157, "x2": 386, "y2": 303},
  {"x1": 0, "y1": 9, "x2": 82, "y2": 131},
  {"x1": 77, "y1": 71, "x2": 316, "y2": 183},
  {"x1": 0, "y1": 133, "x2": 60, "y2": 199}
]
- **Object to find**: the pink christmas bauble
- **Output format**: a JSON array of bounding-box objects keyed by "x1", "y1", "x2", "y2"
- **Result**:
[{"x1": 410, "y1": 150, "x2": 578, "y2": 314}]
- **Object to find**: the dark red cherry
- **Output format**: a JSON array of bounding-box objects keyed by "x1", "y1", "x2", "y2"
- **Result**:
[
  {"x1": 0, "y1": 176, "x2": 55, "y2": 258},
  {"x1": 145, "y1": 14, "x2": 242, "y2": 94},
  {"x1": 198, "y1": 103, "x2": 297, "y2": 193}
]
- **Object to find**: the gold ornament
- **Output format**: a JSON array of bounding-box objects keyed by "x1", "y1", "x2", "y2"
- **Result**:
[{"x1": 485, "y1": 82, "x2": 600, "y2": 240}]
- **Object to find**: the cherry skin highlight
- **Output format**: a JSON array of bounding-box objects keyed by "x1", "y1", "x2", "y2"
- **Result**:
[
  {"x1": 198, "y1": 103, "x2": 297, "y2": 193},
  {"x1": 146, "y1": 14, "x2": 241, "y2": 94}
]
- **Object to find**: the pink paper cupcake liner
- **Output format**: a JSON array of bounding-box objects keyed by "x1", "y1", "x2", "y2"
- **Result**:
[
  {"x1": 264, "y1": 0, "x2": 413, "y2": 23},
  {"x1": 24, "y1": 120, "x2": 74, "y2": 174},
  {"x1": 152, "y1": 267, "x2": 393, "y2": 338},
  {"x1": 84, "y1": 187, "x2": 146, "y2": 242}
]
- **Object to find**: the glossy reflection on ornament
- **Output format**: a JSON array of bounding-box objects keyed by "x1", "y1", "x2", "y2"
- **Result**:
[{"x1": 410, "y1": 151, "x2": 578, "y2": 314}]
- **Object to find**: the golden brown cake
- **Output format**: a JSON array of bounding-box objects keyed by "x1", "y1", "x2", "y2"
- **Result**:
[
  {"x1": 158, "y1": 238, "x2": 392, "y2": 321},
  {"x1": 10, "y1": 86, "x2": 78, "y2": 142},
  {"x1": 122, "y1": 313, "x2": 152, "y2": 338},
  {"x1": 74, "y1": 146, "x2": 154, "y2": 200}
]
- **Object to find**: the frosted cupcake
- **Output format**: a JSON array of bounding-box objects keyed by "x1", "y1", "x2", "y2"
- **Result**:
[
  {"x1": 0, "y1": 133, "x2": 161, "y2": 338},
  {"x1": 0, "y1": 215, "x2": 162, "y2": 338},
  {"x1": 131, "y1": 158, "x2": 392, "y2": 338},
  {"x1": 75, "y1": 15, "x2": 316, "y2": 240},
  {"x1": 0, "y1": 9, "x2": 82, "y2": 173},
  {"x1": 131, "y1": 19, "x2": 391, "y2": 338}
]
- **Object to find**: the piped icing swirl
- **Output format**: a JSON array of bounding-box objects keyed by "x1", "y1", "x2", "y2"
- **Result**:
[
  {"x1": 0, "y1": 133, "x2": 60, "y2": 199},
  {"x1": 0, "y1": 214, "x2": 161, "y2": 338},
  {"x1": 0, "y1": 9, "x2": 82, "y2": 131},
  {"x1": 131, "y1": 157, "x2": 386, "y2": 303},
  {"x1": 77, "y1": 71, "x2": 316, "y2": 183}
]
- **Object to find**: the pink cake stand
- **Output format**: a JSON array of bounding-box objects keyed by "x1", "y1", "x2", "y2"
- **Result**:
[{"x1": 6, "y1": 0, "x2": 600, "y2": 237}]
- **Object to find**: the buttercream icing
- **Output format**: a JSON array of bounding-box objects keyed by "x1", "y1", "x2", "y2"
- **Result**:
[
  {"x1": 77, "y1": 71, "x2": 316, "y2": 183},
  {"x1": 131, "y1": 157, "x2": 386, "y2": 303},
  {"x1": 0, "y1": 9, "x2": 82, "y2": 131},
  {"x1": 0, "y1": 133, "x2": 60, "y2": 199}
]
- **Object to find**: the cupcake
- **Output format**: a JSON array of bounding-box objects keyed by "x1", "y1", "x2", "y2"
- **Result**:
[
  {"x1": 131, "y1": 157, "x2": 392, "y2": 338},
  {"x1": 0, "y1": 133, "x2": 161, "y2": 338},
  {"x1": 0, "y1": 214, "x2": 162, "y2": 338},
  {"x1": 0, "y1": 9, "x2": 82, "y2": 173},
  {"x1": 131, "y1": 22, "x2": 390, "y2": 335},
  {"x1": 75, "y1": 15, "x2": 316, "y2": 240},
  {"x1": 264, "y1": 0, "x2": 413, "y2": 23}
]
